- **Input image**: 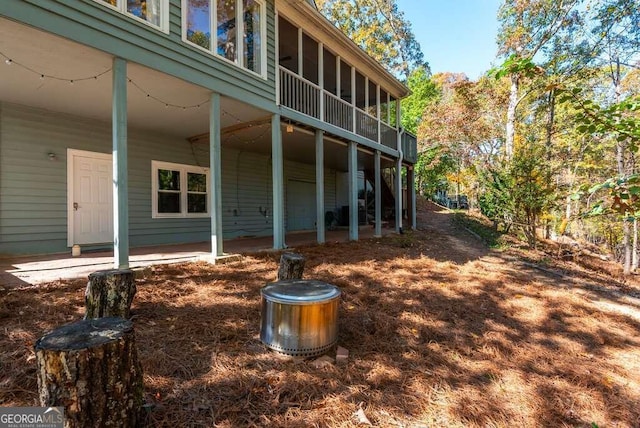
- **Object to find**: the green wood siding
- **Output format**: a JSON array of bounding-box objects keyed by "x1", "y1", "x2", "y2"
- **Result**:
[
  {"x1": 0, "y1": 103, "x2": 337, "y2": 255},
  {"x1": 0, "y1": 0, "x2": 277, "y2": 112}
]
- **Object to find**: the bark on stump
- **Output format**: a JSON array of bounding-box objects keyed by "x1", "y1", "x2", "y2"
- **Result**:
[
  {"x1": 85, "y1": 269, "x2": 136, "y2": 320},
  {"x1": 277, "y1": 252, "x2": 305, "y2": 280},
  {"x1": 35, "y1": 317, "x2": 143, "y2": 428}
]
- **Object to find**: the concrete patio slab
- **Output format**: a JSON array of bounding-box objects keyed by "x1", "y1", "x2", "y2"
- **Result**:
[{"x1": 0, "y1": 227, "x2": 393, "y2": 287}]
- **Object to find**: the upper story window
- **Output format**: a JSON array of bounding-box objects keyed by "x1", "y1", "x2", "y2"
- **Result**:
[
  {"x1": 96, "y1": 0, "x2": 169, "y2": 33},
  {"x1": 183, "y1": 0, "x2": 265, "y2": 77}
]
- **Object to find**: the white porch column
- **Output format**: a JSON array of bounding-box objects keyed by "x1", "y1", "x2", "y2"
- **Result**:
[
  {"x1": 376, "y1": 84, "x2": 381, "y2": 143},
  {"x1": 374, "y1": 150, "x2": 382, "y2": 238},
  {"x1": 348, "y1": 141, "x2": 358, "y2": 241},
  {"x1": 318, "y1": 42, "x2": 324, "y2": 122},
  {"x1": 351, "y1": 66, "x2": 356, "y2": 132},
  {"x1": 315, "y1": 130, "x2": 325, "y2": 244},
  {"x1": 395, "y1": 159, "x2": 403, "y2": 233},
  {"x1": 112, "y1": 57, "x2": 129, "y2": 269},
  {"x1": 272, "y1": 114, "x2": 285, "y2": 249},
  {"x1": 409, "y1": 166, "x2": 417, "y2": 230},
  {"x1": 209, "y1": 93, "x2": 223, "y2": 257}
]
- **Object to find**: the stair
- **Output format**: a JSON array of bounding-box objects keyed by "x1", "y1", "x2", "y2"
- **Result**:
[{"x1": 364, "y1": 168, "x2": 396, "y2": 221}]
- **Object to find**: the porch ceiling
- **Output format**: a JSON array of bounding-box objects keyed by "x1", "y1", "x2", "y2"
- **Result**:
[
  {"x1": 0, "y1": 17, "x2": 267, "y2": 139},
  {"x1": 0, "y1": 17, "x2": 394, "y2": 173}
]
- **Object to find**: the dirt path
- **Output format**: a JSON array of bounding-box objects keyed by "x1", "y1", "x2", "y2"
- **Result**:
[{"x1": 416, "y1": 201, "x2": 489, "y2": 263}]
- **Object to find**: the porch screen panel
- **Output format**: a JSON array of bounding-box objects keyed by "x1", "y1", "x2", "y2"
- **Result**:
[
  {"x1": 340, "y1": 60, "x2": 351, "y2": 103},
  {"x1": 323, "y1": 48, "x2": 337, "y2": 95},
  {"x1": 218, "y1": 0, "x2": 237, "y2": 62},
  {"x1": 368, "y1": 79, "x2": 377, "y2": 118},
  {"x1": 303, "y1": 34, "x2": 318, "y2": 85},
  {"x1": 243, "y1": 0, "x2": 262, "y2": 74},
  {"x1": 186, "y1": 0, "x2": 211, "y2": 49},
  {"x1": 278, "y1": 17, "x2": 298, "y2": 74}
]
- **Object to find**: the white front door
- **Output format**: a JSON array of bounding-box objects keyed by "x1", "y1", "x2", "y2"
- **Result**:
[{"x1": 68, "y1": 150, "x2": 113, "y2": 246}]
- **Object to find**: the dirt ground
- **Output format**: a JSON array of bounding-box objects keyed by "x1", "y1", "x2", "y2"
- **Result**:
[{"x1": 2, "y1": 201, "x2": 640, "y2": 427}]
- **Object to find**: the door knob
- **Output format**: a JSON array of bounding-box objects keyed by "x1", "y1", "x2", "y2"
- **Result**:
[{"x1": 73, "y1": 202, "x2": 79, "y2": 211}]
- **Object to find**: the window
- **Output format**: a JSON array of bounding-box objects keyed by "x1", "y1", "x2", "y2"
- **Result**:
[
  {"x1": 152, "y1": 161, "x2": 210, "y2": 218},
  {"x1": 96, "y1": 0, "x2": 169, "y2": 32},
  {"x1": 183, "y1": 0, "x2": 266, "y2": 76}
]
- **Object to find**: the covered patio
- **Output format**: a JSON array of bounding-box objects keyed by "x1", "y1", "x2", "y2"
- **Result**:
[{"x1": 0, "y1": 226, "x2": 393, "y2": 287}]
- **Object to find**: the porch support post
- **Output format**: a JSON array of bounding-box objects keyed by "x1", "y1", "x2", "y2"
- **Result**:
[
  {"x1": 209, "y1": 92, "x2": 223, "y2": 257},
  {"x1": 348, "y1": 141, "x2": 358, "y2": 241},
  {"x1": 272, "y1": 114, "x2": 285, "y2": 249},
  {"x1": 395, "y1": 159, "x2": 403, "y2": 233},
  {"x1": 318, "y1": 42, "x2": 324, "y2": 122},
  {"x1": 374, "y1": 150, "x2": 382, "y2": 238},
  {"x1": 351, "y1": 66, "x2": 356, "y2": 132},
  {"x1": 315, "y1": 130, "x2": 325, "y2": 244},
  {"x1": 376, "y1": 84, "x2": 381, "y2": 143},
  {"x1": 112, "y1": 57, "x2": 129, "y2": 269},
  {"x1": 409, "y1": 166, "x2": 417, "y2": 230},
  {"x1": 298, "y1": 28, "x2": 303, "y2": 77}
]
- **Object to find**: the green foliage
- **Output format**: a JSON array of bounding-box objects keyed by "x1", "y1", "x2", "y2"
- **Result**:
[
  {"x1": 315, "y1": 0, "x2": 426, "y2": 79},
  {"x1": 415, "y1": 146, "x2": 456, "y2": 197},
  {"x1": 489, "y1": 54, "x2": 543, "y2": 80},
  {"x1": 400, "y1": 66, "x2": 439, "y2": 134},
  {"x1": 478, "y1": 147, "x2": 555, "y2": 248},
  {"x1": 451, "y1": 211, "x2": 506, "y2": 249},
  {"x1": 187, "y1": 31, "x2": 210, "y2": 50}
]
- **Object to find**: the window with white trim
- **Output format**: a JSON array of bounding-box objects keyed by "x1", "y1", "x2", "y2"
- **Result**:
[
  {"x1": 183, "y1": 0, "x2": 266, "y2": 76},
  {"x1": 152, "y1": 161, "x2": 210, "y2": 218},
  {"x1": 96, "y1": 0, "x2": 169, "y2": 33}
]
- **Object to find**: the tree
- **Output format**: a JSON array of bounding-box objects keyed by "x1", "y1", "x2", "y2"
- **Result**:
[
  {"x1": 400, "y1": 65, "x2": 438, "y2": 134},
  {"x1": 315, "y1": 0, "x2": 426, "y2": 79},
  {"x1": 495, "y1": 0, "x2": 583, "y2": 159}
]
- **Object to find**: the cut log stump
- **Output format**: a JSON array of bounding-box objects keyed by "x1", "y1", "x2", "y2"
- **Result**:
[
  {"x1": 277, "y1": 252, "x2": 305, "y2": 280},
  {"x1": 85, "y1": 269, "x2": 136, "y2": 319},
  {"x1": 35, "y1": 317, "x2": 143, "y2": 428}
]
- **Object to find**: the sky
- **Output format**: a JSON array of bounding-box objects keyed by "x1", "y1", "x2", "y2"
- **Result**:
[{"x1": 395, "y1": 0, "x2": 503, "y2": 80}]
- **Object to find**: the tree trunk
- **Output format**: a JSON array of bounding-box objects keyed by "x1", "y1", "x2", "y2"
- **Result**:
[
  {"x1": 633, "y1": 218, "x2": 638, "y2": 271},
  {"x1": 85, "y1": 269, "x2": 136, "y2": 320},
  {"x1": 277, "y1": 253, "x2": 305, "y2": 280},
  {"x1": 35, "y1": 317, "x2": 144, "y2": 428},
  {"x1": 505, "y1": 73, "x2": 519, "y2": 160}
]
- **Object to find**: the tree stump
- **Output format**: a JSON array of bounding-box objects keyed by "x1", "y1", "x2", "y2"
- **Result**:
[
  {"x1": 277, "y1": 252, "x2": 305, "y2": 280},
  {"x1": 35, "y1": 317, "x2": 143, "y2": 428},
  {"x1": 85, "y1": 269, "x2": 136, "y2": 319}
]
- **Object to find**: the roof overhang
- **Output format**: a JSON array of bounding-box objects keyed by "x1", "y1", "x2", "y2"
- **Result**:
[{"x1": 277, "y1": 0, "x2": 410, "y2": 100}]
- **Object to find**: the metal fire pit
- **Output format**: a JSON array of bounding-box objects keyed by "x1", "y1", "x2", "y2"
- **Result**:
[{"x1": 260, "y1": 279, "x2": 341, "y2": 357}]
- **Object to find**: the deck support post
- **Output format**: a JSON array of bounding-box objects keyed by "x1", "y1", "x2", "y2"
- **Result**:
[
  {"x1": 395, "y1": 159, "x2": 403, "y2": 233},
  {"x1": 210, "y1": 92, "x2": 223, "y2": 257},
  {"x1": 348, "y1": 141, "x2": 358, "y2": 241},
  {"x1": 272, "y1": 114, "x2": 285, "y2": 249},
  {"x1": 315, "y1": 130, "x2": 325, "y2": 244},
  {"x1": 409, "y1": 166, "x2": 417, "y2": 230},
  {"x1": 112, "y1": 57, "x2": 129, "y2": 270},
  {"x1": 374, "y1": 150, "x2": 382, "y2": 237}
]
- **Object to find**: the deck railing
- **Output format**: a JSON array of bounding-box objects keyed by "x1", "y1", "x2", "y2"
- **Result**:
[
  {"x1": 280, "y1": 66, "x2": 417, "y2": 162},
  {"x1": 323, "y1": 91, "x2": 353, "y2": 131},
  {"x1": 280, "y1": 67, "x2": 321, "y2": 120},
  {"x1": 402, "y1": 132, "x2": 418, "y2": 163},
  {"x1": 355, "y1": 108, "x2": 378, "y2": 142},
  {"x1": 380, "y1": 122, "x2": 396, "y2": 149}
]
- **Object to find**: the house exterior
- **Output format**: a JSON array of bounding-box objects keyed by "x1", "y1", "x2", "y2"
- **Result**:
[{"x1": 0, "y1": 0, "x2": 417, "y2": 267}]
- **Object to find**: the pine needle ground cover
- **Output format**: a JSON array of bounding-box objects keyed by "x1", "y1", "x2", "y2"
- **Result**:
[{"x1": 2, "y1": 204, "x2": 639, "y2": 427}]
